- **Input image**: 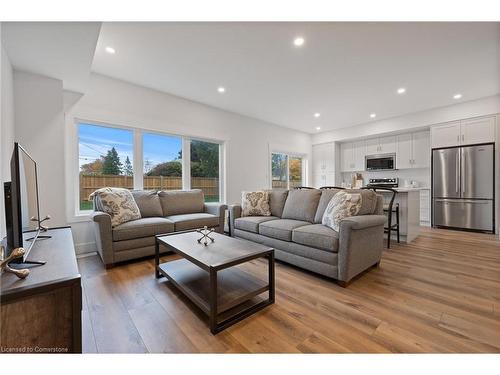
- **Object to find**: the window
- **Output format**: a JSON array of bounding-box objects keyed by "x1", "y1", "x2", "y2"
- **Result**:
[
  {"x1": 76, "y1": 121, "x2": 224, "y2": 214},
  {"x1": 271, "y1": 152, "x2": 304, "y2": 189},
  {"x1": 190, "y1": 140, "x2": 220, "y2": 202},
  {"x1": 143, "y1": 133, "x2": 182, "y2": 191},
  {"x1": 78, "y1": 123, "x2": 134, "y2": 211}
]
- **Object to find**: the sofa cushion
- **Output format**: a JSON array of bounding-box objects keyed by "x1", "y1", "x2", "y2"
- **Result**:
[
  {"x1": 314, "y1": 189, "x2": 343, "y2": 223},
  {"x1": 241, "y1": 191, "x2": 271, "y2": 217},
  {"x1": 131, "y1": 190, "x2": 163, "y2": 218},
  {"x1": 159, "y1": 189, "x2": 205, "y2": 216},
  {"x1": 166, "y1": 213, "x2": 219, "y2": 231},
  {"x1": 265, "y1": 189, "x2": 289, "y2": 217},
  {"x1": 344, "y1": 189, "x2": 378, "y2": 215},
  {"x1": 259, "y1": 219, "x2": 310, "y2": 242},
  {"x1": 322, "y1": 191, "x2": 362, "y2": 231},
  {"x1": 91, "y1": 187, "x2": 141, "y2": 227},
  {"x1": 112, "y1": 217, "x2": 174, "y2": 241},
  {"x1": 292, "y1": 224, "x2": 339, "y2": 252},
  {"x1": 234, "y1": 216, "x2": 279, "y2": 233},
  {"x1": 281, "y1": 189, "x2": 321, "y2": 223}
]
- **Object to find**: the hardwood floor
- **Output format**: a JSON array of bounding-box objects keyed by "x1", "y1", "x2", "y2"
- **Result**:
[{"x1": 77, "y1": 228, "x2": 500, "y2": 353}]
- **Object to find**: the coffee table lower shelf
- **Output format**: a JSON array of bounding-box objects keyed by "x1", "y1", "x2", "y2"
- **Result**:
[{"x1": 158, "y1": 258, "x2": 273, "y2": 334}]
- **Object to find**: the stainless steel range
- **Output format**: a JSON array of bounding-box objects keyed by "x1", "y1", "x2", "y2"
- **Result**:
[
  {"x1": 432, "y1": 143, "x2": 494, "y2": 233},
  {"x1": 366, "y1": 178, "x2": 399, "y2": 188}
]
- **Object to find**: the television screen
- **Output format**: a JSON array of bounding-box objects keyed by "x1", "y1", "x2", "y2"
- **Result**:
[{"x1": 9, "y1": 143, "x2": 41, "y2": 255}]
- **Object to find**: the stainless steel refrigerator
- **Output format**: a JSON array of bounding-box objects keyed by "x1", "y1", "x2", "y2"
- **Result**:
[{"x1": 432, "y1": 144, "x2": 494, "y2": 233}]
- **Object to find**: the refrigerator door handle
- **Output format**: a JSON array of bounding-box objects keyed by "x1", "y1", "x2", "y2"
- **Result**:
[
  {"x1": 462, "y1": 149, "x2": 466, "y2": 195},
  {"x1": 456, "y1": 152, "x2": 459, "y2": 193}
]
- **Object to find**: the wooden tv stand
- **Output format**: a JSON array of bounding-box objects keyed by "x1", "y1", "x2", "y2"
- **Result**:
[{"x1": 0, "y1": 227, "x2": 82, "y2": 353}]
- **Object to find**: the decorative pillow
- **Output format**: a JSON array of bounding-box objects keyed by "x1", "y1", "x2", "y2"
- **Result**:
[
  {"x1": 322, "y1": 191, "x2": 362, "y2": 231},
  {"x1": 90, "y1": 187, "x2": 141, "y2": 227},
  {"x1": 241, "y1": 191, "x2": 271, "y2": 217}
]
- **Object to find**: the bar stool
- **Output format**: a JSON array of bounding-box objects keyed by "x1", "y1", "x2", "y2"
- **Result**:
[
  {"x1": 293, "y1": 186, "x2": 316, "y2": 190},
  {"x1": 361, "y1": 186, "x2": 400, "y2": 249}
]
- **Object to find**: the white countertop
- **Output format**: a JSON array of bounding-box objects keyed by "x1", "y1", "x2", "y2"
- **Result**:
[{"x1": 369, "y1": 187, "x2": 429, "y2": 192}]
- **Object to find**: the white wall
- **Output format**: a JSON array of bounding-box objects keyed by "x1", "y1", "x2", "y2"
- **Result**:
[
  {"x1": 13, "y1": 71, "x2": 66, "y2": 229},
  {"x1": 0, "y1": 26, "x2": 15, "y2": 238},
  {"x1": 313, "y1": 95, "x2": 500, "y2": 144},
  {"x1": 35, "y1": 73, "x2": 310, "y2": 253}
]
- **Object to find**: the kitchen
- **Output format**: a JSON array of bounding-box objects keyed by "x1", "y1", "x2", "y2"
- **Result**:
[{"x1": 312, "y1": 114, "x2": 497, "y2": 243}]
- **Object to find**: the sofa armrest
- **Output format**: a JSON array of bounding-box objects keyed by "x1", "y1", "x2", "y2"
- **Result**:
[
  {"x1": 228, "y1": 204, "x2": 242, "y2": 237},
  {"x1": 204, "y1": 202, "x2": 227, "y2": 233},
  {"x1": 90, "y1": 211, "x2": 114, "y2": 266},
  {"x1": 337, "y1": 214, "x2": 386, "y2": 283}
]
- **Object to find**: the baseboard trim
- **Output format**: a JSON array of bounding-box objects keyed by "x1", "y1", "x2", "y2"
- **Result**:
[{"x1": 75, "y1": 241, "x2": 96, "y2": 255}]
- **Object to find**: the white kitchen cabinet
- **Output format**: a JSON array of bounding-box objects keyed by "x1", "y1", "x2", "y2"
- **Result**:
[
  {"x1": 396, "y1": 133, "x2": 413, "y2": 169},
  {"x1": 411, "y1": 131, "x2": 430, "y2": 168},
  {"x1": 365, "y1": 136, "x2": 396, "y2": 155},
  {"x1": 396, "y1": 131, "x2": 430, "y2": 169},
  {"x1": 340, "y1": 141, "x2": 365, "y2": 172},
  {"x1": 419, "y1": 189, "x2": 431, "y2": 225},
  {"x1": 365, "y1": 138, "x2": 380, "y2": 155},
  {"x1": 461, "y1": 116, "x2": 496, "y2": 145},
  {"x1": 353, "y1": 141, "x2": 366, "y2": 171},
  {"x1": 430, "y1": 121, "x2": 461, "y2": 148},
  {"x1": 312, "y1": 142, "x2": 336, "y2": 187},
  {"x1": 431, "y1": 116, "x2": 495, "y2": 148}
]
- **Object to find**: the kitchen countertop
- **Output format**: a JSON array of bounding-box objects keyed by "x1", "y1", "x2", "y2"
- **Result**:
[{"x1": 367, "y1": 187, "x2": 429, "y2": 192}]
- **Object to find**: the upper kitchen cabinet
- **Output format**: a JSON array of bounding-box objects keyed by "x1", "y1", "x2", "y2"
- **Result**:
[
  {"x1": 396, "y1": 131, "x2": 430, "y2": 169},
  {"x1": 340, "y1": 141, "x2": 365, "y2": 172},
  {"x1": 431, "y1": 116, "x2": 495, "y2": 148},
  {"x1": 365, "y1": 136, "x2": 396, "y2": 155},
  {"x1": 460, "y1": 116, "x2": 496, "y2": 145},
  {"x1": 430, "y1": 121, "x2": 461, "y2": 148}
]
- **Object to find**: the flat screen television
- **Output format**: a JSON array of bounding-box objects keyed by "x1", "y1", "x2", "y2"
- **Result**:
[{"x1": 4, "y1": 142, "x2": 41, "y2": 263}]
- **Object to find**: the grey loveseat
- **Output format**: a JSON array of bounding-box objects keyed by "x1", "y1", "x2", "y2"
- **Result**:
[
  {"x1": 229, "y1": 188, "x2": 386, "y2": 286},
  {"x1": 91, "y1": 189, "x2": 227, "y2": 267}
]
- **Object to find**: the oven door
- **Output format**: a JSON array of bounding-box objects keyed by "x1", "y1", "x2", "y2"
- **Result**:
[{"x1": 365, "y1": 154, "x2": 396, "y2": 170}]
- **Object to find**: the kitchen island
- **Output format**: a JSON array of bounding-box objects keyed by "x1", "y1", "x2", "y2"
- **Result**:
[{"x1": 377, "y1": 187, "x2": 423, "y2": 243}]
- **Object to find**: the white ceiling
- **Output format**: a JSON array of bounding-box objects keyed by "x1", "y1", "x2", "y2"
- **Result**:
[
  {"x1": 2, "y1": 22, "x2": 101, "y2": 92},
  {"x1": 92, "y1": 22, "x2": 500, "y2": 133}
]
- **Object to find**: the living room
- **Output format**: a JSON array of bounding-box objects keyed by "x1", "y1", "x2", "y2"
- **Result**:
[{"x1": 1, "y1": 1, "x2": 499, "y2": 373}]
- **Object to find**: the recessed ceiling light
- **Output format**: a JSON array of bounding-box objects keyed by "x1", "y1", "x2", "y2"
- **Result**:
[
  {"x1": 370, "y1": 113, "x2": 377, "y2": 118},
  {"x1": 314, "y1": 113, "x2": 321, "y2": 118},
  {"x1": 315, "y1": 126, "x2": 321, "y2": 131},
  {"x1": 293, "y1": 37, "x2": 305, "y2": 47},
  {"x1": 217, "y1": 87, "x2": 226, "y2": 93},
  {"x1": 453, "y1": 93, "x2": 462, "y2": 99},
  {"x1": 397, "y1": 87, "x2": 406, "y2": 94},
  {"x1": 105, "y1": 46, "x2": 116, "y2": 54}
]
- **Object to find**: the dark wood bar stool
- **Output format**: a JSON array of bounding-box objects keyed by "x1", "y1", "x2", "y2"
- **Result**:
[
  {"x1": 293, "y1": 186, "x2": 316, "y2": 190},
  {"x1": 361, "y1": 186, "x2": 400, "y2": 249}
]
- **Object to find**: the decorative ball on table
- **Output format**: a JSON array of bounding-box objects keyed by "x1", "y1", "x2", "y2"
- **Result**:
[{"x1": 196, "y1": 226, "x2": 215, "y2": 246}]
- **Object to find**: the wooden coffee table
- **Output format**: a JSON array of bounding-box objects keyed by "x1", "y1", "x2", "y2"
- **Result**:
[{"x1": 155, "y1": 231, "x2": 275, "y2": 334}]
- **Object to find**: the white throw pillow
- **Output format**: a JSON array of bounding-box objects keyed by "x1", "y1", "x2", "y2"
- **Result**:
[
  {"x1": 90, "y1": 187, "x2": 141, "y2": 227},
  {"x1": 322, "y1": 191, "x2": 362, "y2": 231},
  {"x1": 241, "y1": 191, "x2": 271, "y2": 217}
]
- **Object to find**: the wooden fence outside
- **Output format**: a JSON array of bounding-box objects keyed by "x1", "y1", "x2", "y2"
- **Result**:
[{"x1": 80, "y1": 174, "x2": 219, "y2": 204}]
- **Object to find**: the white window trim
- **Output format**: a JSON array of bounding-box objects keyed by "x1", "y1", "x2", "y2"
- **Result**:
[
  {"x1": 269, "y1": 148, "x2": 308, "y2": 189},
  {"x1": 70, "y1": 118, "x2": 226, "y2": 220}
]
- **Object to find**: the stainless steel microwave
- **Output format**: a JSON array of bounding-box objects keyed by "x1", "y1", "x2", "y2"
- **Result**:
[{"x1": 365, "y1": 153, "x2": 396, "y2": 171}]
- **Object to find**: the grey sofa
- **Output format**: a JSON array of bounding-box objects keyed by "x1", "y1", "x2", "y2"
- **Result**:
[
  {"x1": 229, "y1": 188, "x2": 386, "y2": 286},
  {"x1": 91, "y1": 189, "x2": 227, "y2": 267}
]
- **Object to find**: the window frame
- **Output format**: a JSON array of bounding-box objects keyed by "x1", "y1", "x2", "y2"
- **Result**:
[
  {"x1": 74, "y1": 119, "x2": 225, "y2": 217},
  {"x1": 269, "y1": 150, "x2": 307, "y2": 190}
]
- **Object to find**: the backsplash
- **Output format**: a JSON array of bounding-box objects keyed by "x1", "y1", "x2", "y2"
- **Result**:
[{"x1": 340, "y1": 167, "x2": 431, "y2": 188}]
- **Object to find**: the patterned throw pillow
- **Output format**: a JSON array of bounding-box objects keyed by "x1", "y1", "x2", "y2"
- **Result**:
[
  {"x1": 90, "y1": 187, "x2": 141, "y2": 227},
  {"x1": 241, "y1": 191, "x2": 271, "y2": 217},
  {"x1": 322, "y1": 191, "x2": 362, "y2": 232}
]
